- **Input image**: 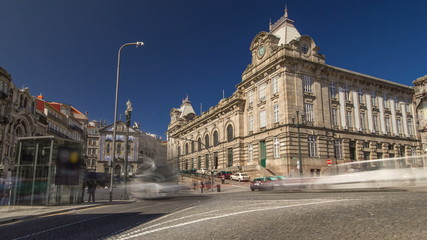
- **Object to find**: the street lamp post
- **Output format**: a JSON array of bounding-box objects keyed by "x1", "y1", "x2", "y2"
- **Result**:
[
  {"x1": 292, "y1": 110, "x2": 306, "y2": 177},
  {"x1": 110, "y1": 41, "x2": 144, "y2": 202},
  {"x1": 124, "y1": 100, "x2": 132, "y2": 200}
]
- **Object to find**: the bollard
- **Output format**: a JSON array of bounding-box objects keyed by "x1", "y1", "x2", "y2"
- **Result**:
[{"x1": 217, "y1": 184, "x2": 221, "y2": 192}]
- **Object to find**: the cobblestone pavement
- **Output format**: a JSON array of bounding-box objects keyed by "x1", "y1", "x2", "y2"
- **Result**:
[{"x1": 1, "y1": 186, "x2": 426, "y2": 240}]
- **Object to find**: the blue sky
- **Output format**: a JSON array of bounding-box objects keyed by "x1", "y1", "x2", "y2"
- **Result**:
[{"x1": 1, "y1": 0, "x2": 426, "y2": 139}]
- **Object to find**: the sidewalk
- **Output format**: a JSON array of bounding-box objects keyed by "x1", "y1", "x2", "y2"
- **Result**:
[
  {"x1": 0, "y1": 185, "x2": 135, "y2": 225},
  {"x1": 0, "y1": 200, "x2": 134, "y2": 225}
]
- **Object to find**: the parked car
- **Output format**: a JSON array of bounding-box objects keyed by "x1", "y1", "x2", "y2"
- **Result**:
[
  {"x1": 216, "y1": 171, "x2": 232, "y2": 179},
  {"x1": 230, "y1": 172, "x2": 250, "y2": 182},
  {"x1": 196, "y1": 168, "x2": 209, "y2": 174}
]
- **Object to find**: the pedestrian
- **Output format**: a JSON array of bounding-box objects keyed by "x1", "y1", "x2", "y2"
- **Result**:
[
  {"x1": 192, "y1": 179, "x2": 197, "y2": 190},
  {"x1": 87, "y1": 179, "x2": 97, "y2": 202},
  {"x1": 200, "y1": 180, "x2": 204, "y2": 193},
  {"x1": 221, "y1": 174, "x2": 225, "y2": 184}
]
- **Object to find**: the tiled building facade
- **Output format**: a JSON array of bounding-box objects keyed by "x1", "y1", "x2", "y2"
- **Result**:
[{"x1": 167, "y1": 10, "x2": 422, "y2": 177}]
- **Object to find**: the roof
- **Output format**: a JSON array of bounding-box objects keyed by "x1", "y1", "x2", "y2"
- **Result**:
[
  {"x1": 179, "y1": 96, "x2": 196, "y2": 119},
  {"x1": 269, "y1": 8, "x2": 301, "y2": 45}
]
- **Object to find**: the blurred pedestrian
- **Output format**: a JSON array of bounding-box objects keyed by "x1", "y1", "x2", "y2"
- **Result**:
[
  {"x1": 221, "y1": 174, "x2": 225, "y2": 184},
  {"x1": 200, "y1": 180, "x2": 204, "y2": 193},
  {"x1": 87, "y1": 179, "x2": 97, "y2": 202},
  {"x1": 192, "y1": 179, "x2": 197, "y2": 190}
]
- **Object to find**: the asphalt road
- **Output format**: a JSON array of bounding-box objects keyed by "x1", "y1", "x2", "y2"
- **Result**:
[{"x1": 1, "y1": 187, "x2": 426, "y2": 240}]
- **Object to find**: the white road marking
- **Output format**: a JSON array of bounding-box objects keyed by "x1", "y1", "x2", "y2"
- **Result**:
[
  {"x1": 118, "y1": 199, "x2": 351, "y2": 239},
  {"x1": 117, "y1": 209, "x2": 220, "y2": 238},
  {"x1": 105, "y1": 201, "x2": 202, "y2": 239}
]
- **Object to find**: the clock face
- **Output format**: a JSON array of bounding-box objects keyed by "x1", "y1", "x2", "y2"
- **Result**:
[{"x1": 258, "y1": 45, "x2": 266, "y2": 58}]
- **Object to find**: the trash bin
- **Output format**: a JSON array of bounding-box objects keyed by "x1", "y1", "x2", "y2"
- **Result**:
[{"x1": 217, "y1": 184, "x2": 221, "y2": 192}]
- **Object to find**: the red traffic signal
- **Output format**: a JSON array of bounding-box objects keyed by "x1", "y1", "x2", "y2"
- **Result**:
[{"x1": 327, "y1": 159, "x2": 332, "y2": 166}]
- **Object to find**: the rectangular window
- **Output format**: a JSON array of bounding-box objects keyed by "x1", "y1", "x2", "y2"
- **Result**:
[
  {"x1": 334, "y1": 139, "x2": 343, "y2": 159},
  {"x1": 272, "y1": 76, "x2": 279, "y2": 95},
  {"x1": 260, "y1": 110, "x2": 266, "y2": 128},
  {"x1": 248, "y1": 90, "x2": 253, "y2": 107},
  {"x1": 273, "y1": 137, "x2": 280, "y2": 158},
  {"x1": 397, "y1": 119, "x2": 402, "y2": 135},
  {"x1": 360, "y1": 112, "x2": 366, "y2": 130},
  {"x1": 248, "y1": 114, "x2": 254, "y2": 132},
  {"x1": 303, "y1": 75, "x2": 312, "y2": 93},
  {"x1": 384, "y1": 95, "x2": 389, "y2": 108},
  {"x1": 373, "y1": 115, "x2": 378, "y2": 133},
  {"x1": 347, "y1": 111, "x2": 353, "y2": 128},
  {"x1": 248, "y1": 144, "x2": 253, "y2": 162},
  {"x1": 394, "y1": 97, "x2": 399, "y2": 111},
  {"x1": 227, "y1": 148, "x2": 233, "y2": 167},
  {"x1": 205, "y1": 154, "x2": 209, "y2": 169},
  {"x1": 372, "y1": 91, "x2": 377, "y2": 107},
  {"x1": 308, "y1": 136, "x2": 318, "y2": 157},
  {"x1": 332, "y1": 108, "x2": 338, "y2": 127},
  {"x1": 330, "y1": 82, "x2": 336, "y2": 98},
  {"x1": 358, "y1": 89, "x2": 364, "y2": 104},
  {"x1": 344, "y1": 85, "x2": 350, "y2": 101},
  {"x1": 197, "y1": 156, "x2": 201, "y2": 169},
  {"x1": 408, "y1": 119, "x2": 413, "y2": 136},
  {"x1": 305, "y1": 103, "x2": 314, "y2": 122},
  {"x1": 385, "y1": 116, "x2": 391, "y2": 134},
  {"x1": 259, "y1": 83, "x2": 266, "y2": 101},
  {"x1": 273, "y1": 103, "x2": 279, "y2": 123}
]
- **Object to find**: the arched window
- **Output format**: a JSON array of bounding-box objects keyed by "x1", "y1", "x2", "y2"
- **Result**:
[
  {"x1": 213, "y1": 131, "x2": 219, "y2": 146},
  {"x1": 185, "y1": 143, "x2": 189, "y2": 155},
  {"x1": 198, "y1": 138, "x2": 202, "y2": 151},
  {"x1": 205, "y1": 134, "x2": 210, "y2": 148},
  {"x1": 227, "y1": 125, "x2": 234, "y2": 142}
]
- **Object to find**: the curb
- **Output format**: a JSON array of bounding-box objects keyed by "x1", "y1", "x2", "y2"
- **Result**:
[{"x1": 0, "y1": 200, "x2": 136, "y2": 225}]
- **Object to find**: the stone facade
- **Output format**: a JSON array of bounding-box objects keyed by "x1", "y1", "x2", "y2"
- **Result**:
[
  {"x1": 413, "y1": 75, "x2": 427, "y2": 156},
  {"x1": 95, "y1": 121, "x2": 166, "y2": 177},
  {"x1": 0, "y1": 67, "x2": 47, "y2": 178},
  {"x1": 167, "y1": 10, "x2": 422, "y2": 177}
]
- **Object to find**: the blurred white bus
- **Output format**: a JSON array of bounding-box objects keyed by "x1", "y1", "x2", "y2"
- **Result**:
[{"x1": 312, "y1": 156, "x2": 427, "y2": 190}]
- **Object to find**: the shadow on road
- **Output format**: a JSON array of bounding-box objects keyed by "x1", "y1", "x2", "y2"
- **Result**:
[{"x1": 0, "y1": 212, "x2": 165, "y2": 240}]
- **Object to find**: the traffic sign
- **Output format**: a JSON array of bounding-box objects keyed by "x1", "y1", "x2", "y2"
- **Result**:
[{"x1": 327, "y1": 159, "x2": 332, "y2": 166}]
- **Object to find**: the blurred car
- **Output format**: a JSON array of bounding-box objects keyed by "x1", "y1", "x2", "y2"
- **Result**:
[
  {"x1": 230, "y1": 172, "x2": 250, "y2": 182},
  {"x1": 250, "y1": 177, "x2": 273, "y2": 191},
  {"x1": 273, "y1": 176, "x2": 286, "y2": 181},
  {"x1": 130, "y1": 182, "x2": 190, "y2": 199},
  {"x1": 311, "y1": 168, "x2": 426, "y2": 190},
  {"x1": 216, "y1": 171, "x2": 232, "y2": 179},
  {"x1": 196, "y1": 168, "x2": 209, "y2": 174}
]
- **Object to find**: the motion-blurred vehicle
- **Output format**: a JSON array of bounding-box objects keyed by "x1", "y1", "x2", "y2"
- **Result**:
[
  {"x1": 250, "y1": 177, "x2": 273, "y2": 191},
  {"x1": 130, "y1": 159, "x2": 189, "y2": 199},
  {"x1": 196, "y1": 168, "x2": 209, "y2": 175},
  {"x1": 311, "y1": 157, "x2": 427, "y2": 190},
  {"x1": 216, "y1": 171, "x2": 232, "y2": 179},
  {"x1": 230, "y1": 173, "x2": 250, "y2": 182}
]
